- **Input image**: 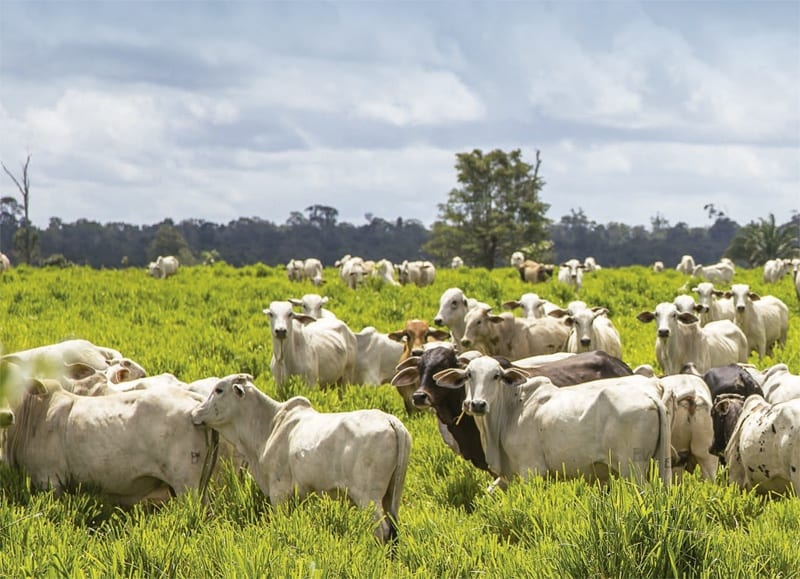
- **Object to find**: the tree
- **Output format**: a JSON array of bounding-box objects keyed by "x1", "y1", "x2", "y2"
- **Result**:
[
  {"x1": 147, "y1": 221, "x2": 195, "y2": 265},
  {"x1": 2, "y1": 154, "x2": 36, "y2": 263},
  {"x1": 424, "y1": 149, "x2": 550, "y2": 268},
  {"x1": 725, "y1": 213, "x2": 798, "y2": 266}
]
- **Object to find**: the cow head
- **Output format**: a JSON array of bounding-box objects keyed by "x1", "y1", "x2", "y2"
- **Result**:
[
  {"x1": 434, "y1": 356, "x2": 529, "y2": 416},
  {"x1": 191, "y1": 373, "x2": 254, "y2": 428},
  {"x1": 502, "y1": 293, "x2": 546, "y2": 319},
  {"x1": 388, "y1": 319, "x2": 450, "y2": 358},
  {"x1": 637, "y1": 302, "x2": 699, "y2": 339},
  {"x1": 289, "y1": 294, "x2": 330, "y2": 320},
  {"x1": 264, "y1": 301, "x2": 316, "y2": 341},
  {"x1": 434, "y1": 288, "x2": 469, "y2": 327},
  {"x1": 724, "y1": 284, "x2": 759, "y2": 315},
  {"x1": 710, "y1": 393, "x2": 745, "y2": 457},
  {"x1": 460, "y1": 306, "x2": 506, "y2": 351}
]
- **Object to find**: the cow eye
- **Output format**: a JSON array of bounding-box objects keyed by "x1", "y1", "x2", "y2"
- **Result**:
[{"x1": 214, "y1": 387, "x2": 223, "y2": 394}]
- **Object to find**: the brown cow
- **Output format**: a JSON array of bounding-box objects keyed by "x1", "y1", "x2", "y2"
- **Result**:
[
  {"x1": 518, "y1": 260, "x2": 555, "y2": 283},
  {"x1": 387, "y1": 319, "x2": 450, "y2": 413}
]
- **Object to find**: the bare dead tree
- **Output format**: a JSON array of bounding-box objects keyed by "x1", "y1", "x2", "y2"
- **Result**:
[{"x1": 2, "y1": 154, "x2": 33, "y2": 263}]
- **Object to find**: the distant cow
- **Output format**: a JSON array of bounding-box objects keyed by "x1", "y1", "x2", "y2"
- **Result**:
[
  {"x1": 191, "y1": 373, "x2": 411, "y2": 543},
  {"x1": 4, "y1": 378, "x2": 215, "y2": 505},
  {"x1": 653, "y1": 261, "x2": 664, "y2": 272},
  {"x1": 583, "y1": 257, "x2": 600, "y2": 272},
  {"x1": 264, "y1": 300, "x2": 357, "y2": 387},
  {"x1": 373, "y1": 259, "x2": 400, "y2": 286},
  {"x1": 637, "y1": 303, "x2": 748, "y2": 375},
  {"x1": 763, "y1": 259, "x2": 792, "y2": 284},
  {"x1": 398, "y1": 260, "x2": 436, "y2": 287},
  {"x1": 451, "y1": 256, "x2": 464, "y2": 269},
  {"x1": 149, "y1": 255, "x2": 179, "y2": 279},
  {"x1": 557, "y1": 259, "x2": 585, "y2": 291},
  {"x1": 434, "y1": 357, "x2": 671, "y2": 485},
  {"x1": 724, "y1": 284, "x2": 789, "y2": 359},
  {"x1": 676, "y1": 255, "x2": 696, "y2": 275},
  {"x1": 518, "y1": 260, "x2": 555, "y2": 284},
  {"x1": 692, "y1": 262, "x2": 734, "y2": 284},
  {"x1": 303, "y1": 258, "x2": 325, "y2": 286},
  {"x1": 510, "y1": 251, "x2": 525, "y2": 269},
  {"x1": 0, "y1": 252, "x2": 10, "y2": 272}
]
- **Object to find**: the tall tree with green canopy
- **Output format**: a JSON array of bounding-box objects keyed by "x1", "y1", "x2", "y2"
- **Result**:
[
  {"x1": 424, "y1": 149, "x2": 550, "y2": 269},
  {"x1": 725, "y1": 213, "x2": 798, "y2": 266},
  {"x1": 147, "y1": 220, "x2": 196, "y2": 265}
]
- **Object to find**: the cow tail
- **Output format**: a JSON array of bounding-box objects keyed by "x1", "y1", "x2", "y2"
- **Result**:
[
  {"x1": 653, "y1": 391, "x2": 673, "y2": 486},
  {"x1": 384, "y1": 416, "x2": 411, "y2": 544},
  {"x1": 198, "y1": 428, "x2": 220, "y2": 506}
]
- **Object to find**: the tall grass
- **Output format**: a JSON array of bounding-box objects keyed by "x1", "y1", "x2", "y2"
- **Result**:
[{"x1": 1, "y1": 263, "x2": 798, "y2": 576}]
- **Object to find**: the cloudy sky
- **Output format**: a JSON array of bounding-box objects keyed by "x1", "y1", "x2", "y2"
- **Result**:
[{"x1": 1, "y1": 1, "x2": 797, "y2": 229}]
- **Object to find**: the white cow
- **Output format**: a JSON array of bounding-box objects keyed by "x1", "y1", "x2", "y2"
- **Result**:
[
  {"x1": 190, "y1": 373, "x2": 411, "y2": 542},
  {"x1": 760, "y1": 364, "x2": 800, "y2": 404},
  {"x1": 652, "y1": 261, "x2": 665, "y2": 272},
  {"x1": 451, "y1": 256, "x2": 464, "y2": 269},
  {"x1": 2, "y1": 339, "x2": 125, "y2": 379},
  {"x1": 286, "y1": 259, "x2": 305, "y2": 282},
  {"x1": 636, "y1": 302, "x2": 748, "y2": 375},
  {"x1": 502, "y1": 293, "x2": 560, "y2": 320},
  {"x1": 672, "y1": 294, "x2": 699, "y2": 316},
  {"x1": 3, "y1": 378, "x2": 214, "y2": 505},
  {"x1": 659, "y1": 374, "x2": 718, "y2": 480},
  {"x1": 548, "y1": 307, "x2": 622, "y2": 359},
  {"x1": 303, "y1": 258, "x2": 325, "y2": 286},
  {"x1": 461, "y1": 305, "x2": 570, "y2": 359},
  {"x1": 763, "y1": 259, "x2": 792, "y2": 284},
  {"x1": 373, "y1": 258, "x2": 400, "y2": 286},
  {"x1": 676, "y1": 255, "x2": 696, "y2": 275},
  {"x1": 149, "y1": 255, "x2": 179, "y2": 279},
  {"x1": 510, "y1": 251, "x2": 525, "y2": 269},
  {"x1": 433, "y1": 288, "x2": 488, "y2": 349},
  {"x1": 434, "y1": 358, "x2": 671, "y2": 485},
  {"x1": 264, "y1": 300, "x2": 357, "y2": 387},
  {"x1": 724, "y1": 284, "x2": 789, "y2": 359},
  {"x1": 288, "y1": 294, "x2": 337, "y2": 320},
  {"x1": 557, "y1": 259, "x2": 585, "y2": 291},
  {"x1": 0, "y1": 252, "x2": 10, "y2": 272},
  {"x1": 692, "y1": 262, "x2": 734, "y2": 284},
  {"x1": 583, "y1": 256, "x2": 601, "y2": 272},
  {"x1": 398, "y1": 260, "x2": 436, "y2": 287},
  {"x1": 353, "y1": 326, "x2": 405, "y2": 385},
  {"x1": 691, "y1": 282, "x2": 735, "y2": 326},
  {"x1": 725, "y1": 395, "x2": 800, "y2": 496},
  {"x1": 337, "y1": 256, "x2": 366, "y2": 290}
]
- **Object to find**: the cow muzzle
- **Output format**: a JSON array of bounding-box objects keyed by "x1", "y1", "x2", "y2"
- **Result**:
[
  {"x1": 580, "y1": 338, "x2": 591, "y2": 347},
  {"x1": 460, "y1": 338, "x2": 472, "y2": 348},
  {"x1": 463, "y1": 399, "x2": 487, "y2": 415},
  {"x1": 434, "y1": 317, "x2": 444, "y2": 326},
  {"x1": 0, "y1": 409, "x2": 14, "y2": 428},
  {"x1": 274, "y1": 328, "x2": 288, "y2": 340},
  {"x1": 657, "y1": 329, "x2": 670, "y2": 339}
]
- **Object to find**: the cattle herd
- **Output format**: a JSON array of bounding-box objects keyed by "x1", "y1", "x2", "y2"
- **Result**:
[{"x1": 1, "y1": 251, "x2": 799, "y2": 544}]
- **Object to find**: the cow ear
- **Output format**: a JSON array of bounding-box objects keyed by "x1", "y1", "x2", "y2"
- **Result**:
[
  {"x1": 320, "y1": 296, "x2": 329, "y2": 305},
  {"x1": 387, "y1": 331, "x2": 406, "y2": 343},
  {"x1": 233, "y1": 383, "x2": 246, "y2": 398},
  {"x1": 433, "y1": 368, "x2": 466, "y2": 389},
  {"x1": 690, "y1": 286, "x2": 699, "y2": 293},
  {"x1": 288, "y1": 298, "x2": 303, "y2": 306},
  {"x1": 26, "y1": 378, "x2": 52, "y2": 396},
  {"x1": 722, "y1": 291, "x2": 732, "y2": 299},
  {"x1": 65, "y1": 362, "x2": 97, "y2": 380},
  {"x1": 428, "y1": 329, "x2": 451, "y2": 342},
  {"x1": 395, "y1": 356, "x2": 420, "y2": 372},
  {"x1": 592, "y1": 307, "x2": 609, "y2": 317},
  {"x1": 503, "y1": 367, "x2": 530, "y2": 387},
  {"x1": 294, "y1": 314, "x2": 317, "y2": 325},
  {"x1": 636, "y1": 311, "x2": 655, "y2": 323},
  {"x1": 391, "y1": 367, "x2": 419, "y2": 388},
  {"x1": 712, "y1": 290, "x2": 724, "y2": 297},
  {"x1": 501, "y1": 300, "x2": 520, "y2": 310},
  {"x1": 488, "y1": 315, "x2": 505, "y2": 324},
  {"x1": 548, "y1": 308, "x2": 568, "y2": 319},
  {"x1": 748, "y1": 292, "x2": 761, "y2": 301},
  {"x1": 677, "y1": 312, "x2": 699, "y2": 325}
]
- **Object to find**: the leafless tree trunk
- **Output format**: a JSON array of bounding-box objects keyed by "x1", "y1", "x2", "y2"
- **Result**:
[{"x1": 2, "y1": 154, "x2": 32, "y2": 264}]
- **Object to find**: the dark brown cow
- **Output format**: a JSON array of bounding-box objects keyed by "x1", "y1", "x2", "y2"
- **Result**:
[
  {"x1": 387, "y1": 319, "x2": 450, "y2": 413},
  {"x1": 518, "y1": 260, "x2": 555, "y2": 284},
  {"x1": 392, "y1": 348, "x2": 633, "y2": 474}
]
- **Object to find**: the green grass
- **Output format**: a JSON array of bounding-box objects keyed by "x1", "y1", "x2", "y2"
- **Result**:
[{"x1": 1, "y1": 263, "x2": 799, "y2": 576}]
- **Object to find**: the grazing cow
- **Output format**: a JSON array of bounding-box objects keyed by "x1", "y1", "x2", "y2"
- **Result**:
[
  {"x1": 434, "y1": 358, "x2": 671, "y2": 485},
  {"x1": 398, "y1": 260, "x2": 436, "y2": 287},
  {"x1": 393, "y1": 347, "x2": 634, "y2": 474},
  {"x1": 691, "y1": 282, "x2": 735, "y2": 326},
  {"x1": 451, "y1": 256, "x2": 464, "y2": 269},
  {"x1": 653, "y1": 261, "x2": 664, "y2": 272},
  {"x1": 461, "y1": 305, "x2": 570, "y2": 359},
  {"x1": 191, "y1": 374, "x2": 411, "y2": 543},
  {"x1": 387, "y1": 319, "x2": 450, "y2": 412},
  {"x1": 636, "y1": 303, "x2": 748, "y2": 375},
  {"x1": 286, "y1": 259, "x2": 305, "y2": 282},
  {"x1": 264, "y1": 301, "x2": 357, "y2": 387},
  {"x1": 374, "y1": 259, "x2": 400, "y2": 286},
  {"x1": 510, "y1": 251, "x2": 525, "y2": 269},
  {"x1": 338, "y1": 256, "x2": 366, "y2": 290},
  {"x1": 4, "y1": 378, "x2": 215, "y2": 505},
  {"x1": 761, "y1": 364, "x2": 800, "y2": 404},
  {"x1": 0, "y1": 252, "x2": 10, "y2": 272},
  {"x1": 583, "y1": 257, "x2": 600, "y2": 272},
  {"x1": 502, "y1": 293, "x2": 560, "y2": 320},
  {"x1": 692, "y1": 262, "x2": 734, "y2": 284},
  {"x1": 303, "y1": 258, "x2": 325, "y2": 286},
  {"x1": 557, "y1": 259, "x2": 585, "y2": 291},
  {"x1": 149, "y1": 255, "x2": 179, "y2": 279},
  {"x1": 548, "y1": 307, "x2": 623, "y2": 359},
  {"x1": 724, "y1": 284, "x2": 789, "y2": 359},
  {"x1": 288, "y1": 294, "x2": 337, "y2": 320},
  {"x1": 725, "y1": 395, "x2": 800, "y2": 496},
  {"x1": 763, "y1": 259, "x2": 792, "y2": 284},
  {"x1": 672, "y1": 294, "x2": 699, "y2": 316},
  {"x1": 659, "y1": 374, "x2": 718, "y2": 480},
  {"x1": 518, "y1": 260, "x2": 555, "y2": 284},
  {"x1": 676, "y1": 255, "x2": 696, "y2": 275},
  {"x1": 353, "y1": 327, "x2": 405, "y2": 386}
]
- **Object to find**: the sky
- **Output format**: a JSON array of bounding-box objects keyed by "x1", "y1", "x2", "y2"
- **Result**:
[{"x1": 0, "y1": 1, "x2": 798, "y2": 230}]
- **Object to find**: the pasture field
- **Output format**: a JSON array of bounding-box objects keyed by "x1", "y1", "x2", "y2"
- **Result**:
[{"x1": 1, "y1": 263, "x2": 799, "y2": 577}]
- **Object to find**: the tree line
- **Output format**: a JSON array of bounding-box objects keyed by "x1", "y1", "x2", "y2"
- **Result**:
[{"x1": 2, "y1": 150, "x2": 797, "y2": 269}]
